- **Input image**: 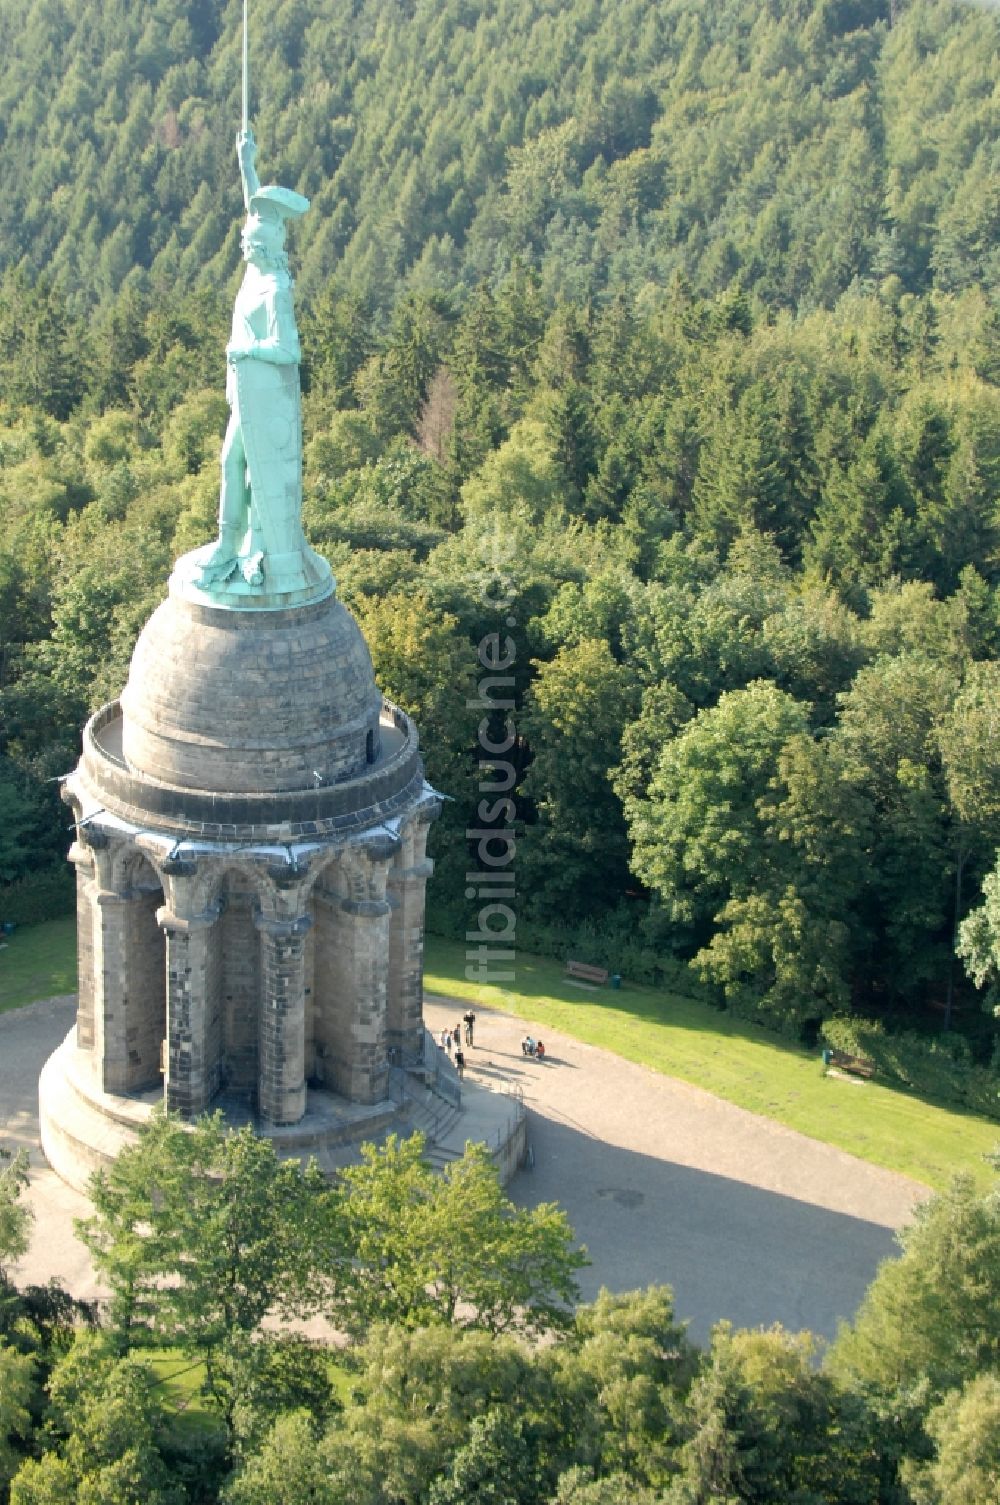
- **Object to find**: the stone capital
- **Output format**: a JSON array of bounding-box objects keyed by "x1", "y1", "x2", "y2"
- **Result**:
[
  {"x1": 416, "y1": 794, "x2": 444, "y2": 826},
  {"x1": 265, "y1": 859, "x2": 311, "y2": 889},
  {"x1": 68, "y1": 841, "x2": 95, "y2": 871},
  {"x1": 387, "y1": 858, "x2": 434, "y2": 886},
  {"x1": 254, "y1": 912, "x2": 313, "y2": 938},
  {"x1": 357, "y1": 832, "x2": 402, "y2": 863},
  {"x1": 340, "y1": 897, "x2": 392, "y2": 918},
  {"x1": 156, "y1": 903, "x2": 221, "y2": 935},
  {"x1": 94, "y1": 888, "x2": 132, "y2": 909}
]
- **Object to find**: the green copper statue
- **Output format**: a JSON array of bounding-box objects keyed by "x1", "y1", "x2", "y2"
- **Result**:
[{"x1": 173, "y1": 14, "x2": 333, "y2": 610}]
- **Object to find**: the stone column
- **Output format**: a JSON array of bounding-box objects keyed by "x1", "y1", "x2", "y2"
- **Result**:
[
  {"x1": 67, "y1": 838, "x2": 97, "y2": 1057},
  {"x1": 386, "y1": 820, "x2": 434, "y2": 1065},
  {"x1": 68, "y1": 830, "x2": 168, "y2": 1095},
  {"x1": 157, "y1": 904, "x2": 221, "y2": 1119},
  {"x1": 255, "y1": 913, "x2": 311, "y2": 1126},
  {"x1": 337, "y1": 895, "x2": 392, "y2": 1102},
  {"x1": 313, "y1": 856, "x2": 392, "y2": 1104},
  {"x1": 69, "y1": 827, "x2": 136, "y2": 1092},
  {"x1": 93, "y1": 888, "x2": 131, "y2": 1093}
]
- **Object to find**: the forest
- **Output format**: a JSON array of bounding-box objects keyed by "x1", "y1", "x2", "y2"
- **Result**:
[
  {"x1": 0, "y1": 0, "x2": 998, "y2": 315},
  {"x1": 2, "y1": 1119, "x2": 1000, "y2": 1504},
  {"x1": 3, "y1": 0, "x2": 1000, "y2": 1069}
]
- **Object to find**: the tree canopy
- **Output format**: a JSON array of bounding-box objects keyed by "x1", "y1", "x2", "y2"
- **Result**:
[
  {"x1": 1, "y1": 0, "x2": 999, "y2": 322},
  {"x1": 4, "y1": 0, "x2": 1000, "y2": 1069}
]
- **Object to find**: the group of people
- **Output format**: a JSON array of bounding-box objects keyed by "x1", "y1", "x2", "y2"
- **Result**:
[
  {"x1": 439, "y1": 1011, "x2": 477, "y2": 1079},
  {"x1": 436, "y1": 1012, "x2": 548, "y2": 1073}
]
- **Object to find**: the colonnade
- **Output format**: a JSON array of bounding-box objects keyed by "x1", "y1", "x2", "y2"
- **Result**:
[{"x1": 66, "y1": 803, "x2": 438, "y2": 1125}]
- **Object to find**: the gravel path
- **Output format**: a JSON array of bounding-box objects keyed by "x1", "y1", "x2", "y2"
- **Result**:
[
  {"x1": 1, "y1": 996, "x2": 99, "y2": 1299},
  {"x1": 425, "y1": 996, "x2": 929, "y2": 1344},
  {"x1": 2, "y1": 994, "x2": 929, "y2": 1343}
]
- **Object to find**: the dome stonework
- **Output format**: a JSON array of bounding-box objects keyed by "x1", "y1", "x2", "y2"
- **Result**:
[{"x1": 120, "y1": 589, "x2": 383, "y2": 794}]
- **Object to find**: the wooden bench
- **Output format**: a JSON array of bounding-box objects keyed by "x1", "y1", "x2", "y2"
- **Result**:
[
  {"x1": 828, "y1": 1049, "x2": 875, "y2": 1079},
  {"x1": 566, "y1": 960, "x2": 610, "y2": 985}
]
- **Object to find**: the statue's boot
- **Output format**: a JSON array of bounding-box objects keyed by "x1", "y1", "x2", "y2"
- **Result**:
[
  {"x1": 241, "y1": 551, "x2": 264, "y2": 586},
  {"x1": 192, "y1": 526, "x2": 243, "y2": 584}
]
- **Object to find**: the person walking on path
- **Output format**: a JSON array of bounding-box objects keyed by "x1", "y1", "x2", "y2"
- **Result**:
[
  {"x1": 453, "y1": 1024, "x2": 462, "y2": 1050},
  {"x1": 442, "y1": 1028, "x2": 452, "y2": 1058},
  {"x1": 463, "y1": 1010, "x2": 476, "y2": 1046},
  {"x1": 454, "y1": 1047, "x2": 465, "y2": 1080}
]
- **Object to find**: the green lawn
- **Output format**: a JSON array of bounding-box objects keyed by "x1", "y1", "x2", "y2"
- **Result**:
[
  {"x1": 146, "y1": 1346, "x2": 352, "y2": 1443},
  {"x1": 146, "y1": 1350, "x2": 219, "y2": 1436},
  {"x1": 0, "y1": 916, "x2": 76, "y2": 1014},
  {"x1": 424, "y1": 934, "x2": 1000, "y2": 1193}
]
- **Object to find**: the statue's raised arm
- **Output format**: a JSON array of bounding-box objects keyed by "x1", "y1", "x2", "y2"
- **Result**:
[{"x1": 238, "y1": 127, "x2": 260, "y2": 208}]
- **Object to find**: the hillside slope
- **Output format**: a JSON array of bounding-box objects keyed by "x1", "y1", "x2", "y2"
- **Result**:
[{"x1": 0, "y1": 0, "x2": 997, "y2": 313}]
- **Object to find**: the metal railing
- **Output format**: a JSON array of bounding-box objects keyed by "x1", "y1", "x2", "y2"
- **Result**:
[
  {"x1": 424, "y1": 1028, "x2": 462, "y2": 1108},
  {"x1": 403, "y1": 1027, "x2": 462, "y2": 1110}
]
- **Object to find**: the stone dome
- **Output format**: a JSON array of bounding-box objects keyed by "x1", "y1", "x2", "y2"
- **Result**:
[{"x1": 119, "y1": 588, "x2": 383, "y2": 794}]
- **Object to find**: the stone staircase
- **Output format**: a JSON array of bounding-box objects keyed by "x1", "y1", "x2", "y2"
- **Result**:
[{"x1": 399, "y1": 1081, "x2": 465, "y2": 1168}]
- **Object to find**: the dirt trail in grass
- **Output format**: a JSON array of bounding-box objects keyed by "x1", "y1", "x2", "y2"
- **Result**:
[{"x1": 426, "y1": 996, "x2": 929, "y2": 1344}]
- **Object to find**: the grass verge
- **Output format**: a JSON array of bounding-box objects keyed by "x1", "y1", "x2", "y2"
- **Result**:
[
  {"x1": 0, "y1": 917, "x2": 76, "y2": 1014},
  {"x1": 423, "y1": 934, "x2": 999, "y2": 1193}
]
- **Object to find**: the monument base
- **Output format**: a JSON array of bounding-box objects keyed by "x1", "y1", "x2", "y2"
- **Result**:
[
  {"x1": 39, "y1": 1028, "x2": 527, "y2": 1190},
  {"x1": 40, "y1": 1028, "x2": 401, "y2": 1194},
  {"x1": 170, "y1": 541, "x2": 334, "y2": 611}
]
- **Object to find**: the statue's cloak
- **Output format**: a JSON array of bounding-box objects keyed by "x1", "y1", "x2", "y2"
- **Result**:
[{"x1": 236, "y1": 360, "x2": 303, "y2": 556}]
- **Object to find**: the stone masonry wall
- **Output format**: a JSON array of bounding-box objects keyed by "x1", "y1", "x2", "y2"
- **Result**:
[
  {"x1": 205, "y1": 917, "x2": 224, "y2": 1106},
  {"x1": 304, "y1": 923, "x2": 316, "y2": 1082},
  {"x1": 95, "y1": 891, "x2": 129, "y2": 1094},
  {"x1": 72, "y1": 855, "x2": 95, "y2": 1055},
  {"x1": 123, "y1": 889, "x2": 165, "y2": 1091}
]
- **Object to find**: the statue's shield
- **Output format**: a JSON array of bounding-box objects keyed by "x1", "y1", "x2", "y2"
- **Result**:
[{"x1": 235, "y1": 360, "x2": 303, "y2": 557}]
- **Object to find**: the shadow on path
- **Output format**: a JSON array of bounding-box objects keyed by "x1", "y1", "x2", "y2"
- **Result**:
[{"x1": 511, "y1": 1105, "x2": 897, "y2": 1346}]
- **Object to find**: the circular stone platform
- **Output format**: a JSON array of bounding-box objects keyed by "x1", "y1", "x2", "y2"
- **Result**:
[
  {"x1": 40, "y1": 1024, "x2": 524, "y2": 1195},
  {"x1": 40, "y1": 1028, "x2": 400, "y2": 1194}
]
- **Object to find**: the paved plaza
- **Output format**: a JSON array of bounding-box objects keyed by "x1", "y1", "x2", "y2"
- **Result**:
[
  {"x1": 3, "y1": 992, "x2": 928, "y2": 1344},
  {"x1": 425, "y1": 996, "x2": 927, "y2": 1344}
]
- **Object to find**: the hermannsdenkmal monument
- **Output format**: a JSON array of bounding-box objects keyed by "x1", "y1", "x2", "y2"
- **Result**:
[{"x1": 39, "y1": 98, "x2": 456, "y2": 1190}]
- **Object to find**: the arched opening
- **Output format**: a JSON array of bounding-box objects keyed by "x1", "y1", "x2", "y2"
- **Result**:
[{"x1": 217, "y1": 869, "x2": 263, "y2": 1107}]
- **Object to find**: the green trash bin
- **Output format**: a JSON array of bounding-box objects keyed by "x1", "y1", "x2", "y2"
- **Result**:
[
  {"x1": 610, "y1": 973, "x2": 621, "y2": 990},
  {"x1": 821, "y1": 1048, "x2": 832, "y2": 1066}
]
